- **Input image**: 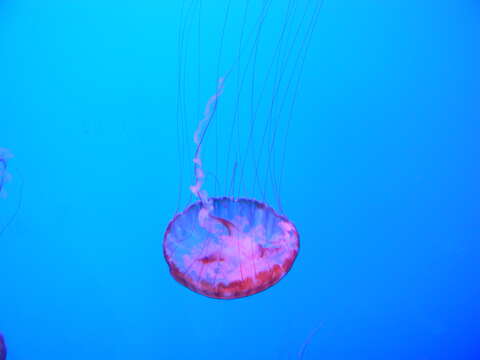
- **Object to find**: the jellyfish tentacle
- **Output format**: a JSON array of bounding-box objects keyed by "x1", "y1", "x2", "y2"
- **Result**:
[{"x1": 190, "y1": 77, "x2": 226, "y2": 229}]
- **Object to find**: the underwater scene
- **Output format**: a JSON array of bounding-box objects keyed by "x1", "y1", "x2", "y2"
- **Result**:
[{"x1": 1, "y1": 1, "x2": 479, "y2": 359}]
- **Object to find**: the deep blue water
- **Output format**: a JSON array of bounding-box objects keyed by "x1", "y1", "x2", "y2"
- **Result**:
[{"x1": 1, "y1": 1, "x2": 479, "y2": 359}]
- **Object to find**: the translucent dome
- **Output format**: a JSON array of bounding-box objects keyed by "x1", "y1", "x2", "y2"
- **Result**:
[{"x1": 164, "y1": 197, "x2": 299, "y2": 299}]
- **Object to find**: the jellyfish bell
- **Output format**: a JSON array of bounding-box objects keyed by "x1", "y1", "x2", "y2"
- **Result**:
[{"x1": 164, "y1": 197, "x2": 299, "y2": 299}]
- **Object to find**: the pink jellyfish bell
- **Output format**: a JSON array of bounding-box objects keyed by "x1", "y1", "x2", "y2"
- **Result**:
[{"x1": 164, "y1": 197, "x2": 299, "y2": 299}]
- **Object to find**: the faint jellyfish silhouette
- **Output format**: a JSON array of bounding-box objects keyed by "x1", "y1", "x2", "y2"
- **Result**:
[
  {"x1": 0, "y1": 148, "x2": 23, "y2": 237},
  {"x1": 0, "y1": 148, "x2": 13, "y2": 198},
  {"x1": 0, "y1": 333, "x2": 6, "y2": 360}
]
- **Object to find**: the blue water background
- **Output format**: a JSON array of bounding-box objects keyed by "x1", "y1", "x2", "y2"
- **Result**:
[{"x1": 1, "y1": 1, "x2": 479, "y2": 359}]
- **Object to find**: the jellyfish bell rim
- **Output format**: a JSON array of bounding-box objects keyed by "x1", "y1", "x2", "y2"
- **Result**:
[{"x1": 163, "y1": 196, "x2": 300, "y2": 300}]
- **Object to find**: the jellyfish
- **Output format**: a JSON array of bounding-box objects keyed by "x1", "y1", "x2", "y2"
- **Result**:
[
  {"x1": 0, "y1": 333, "x2": 6, "y2": 360},
  {"x1": 0, "y1": 148, "x2": 22, "y2": 237},
  {"x1": 164, "y1": 1, "x2": 322, "y2": 299},
  {"x1": 0, "y1": 148, "x2": 13, "y2": 198}
]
